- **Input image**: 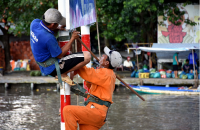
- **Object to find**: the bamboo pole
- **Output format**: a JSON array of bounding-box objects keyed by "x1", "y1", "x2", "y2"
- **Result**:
[
  {"x1": 192, "y1": 49, "x2": 198, "y2": 88},
  {"x1": 94, "y1": 0, "x2": 101, "y2": 57},
  {"x1": 136, "y1": 48, "x2": 140, "y2": 79},
  {"x1": 149, "y1": 43, "x2": 152, "y2": 69},
  {"x1": 77, "y1": 38, "x2": 145, "y2": 101},
  {"x1": 136, "y1": 49, "x2": 143, "y2": 85}
]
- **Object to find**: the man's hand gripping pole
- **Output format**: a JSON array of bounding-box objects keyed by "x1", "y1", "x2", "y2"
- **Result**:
[{"x1": 77, "y1": 38, "x2": 145, "y2": 101}]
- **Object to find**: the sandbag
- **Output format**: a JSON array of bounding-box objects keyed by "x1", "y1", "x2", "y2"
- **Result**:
[
  {"x1": 161, "y1": 75, "x2": 166, "y2": 78},
  {"x1": 188, "y1": 74, "x2": 194, "y2": 79},
  {"x1": 180, "y1": 71, "x2": 186, "y2": 75},
  {"x1": 178, "y1": 71, "x2": 182, "y2": 75},
  {"x1": 153, "y1": 72, "x2": 161, "y2": 78},
  {"x1": 160, "y1": 71, "x2": 166, "y2": 75},
  {"x1": 131, "y1": 71, "x2": 136, "y2": 77},
  {"x1": 138, "y1": 69, "x2": 143, "y2": 73},
  {"x1": 14, "y1": 68, "x2": 20, "y2": 71},
  {"x1": 150, "y1": 73, "x2": 154, "y2": 78},
  {"x1": 150, "y1": 68, "x2": 156, "y2": 73},
  {"x1": 143, "y1": 70, "x2": 150, "y2": 73},
  {"x1": 30, "y1": 70, "x2": 41, "y2": 76},
  {"x1": 166, "y1": 70, "x2": 172, "y2": 73},
  {"x1": 159, "y1": 69, "x2": 165, "y2": 72},
  {"x1": 179, "y1": 74, "x2": 183, "y2": 79},
  {"x1": 143, "y1": 65, "x2": 148, "y2": 70},
  {"x1": 172, "y1": 72, "x2": 175, "y2": 78},
  {"x1": 179, "y1": 71, "x2": 186, "y2": 79},
  {"x1": 182, "y1": 75, "x2": 187, "y2": 79},
  {"x1": 166, "y1": 73, "x2": 172, "y2": 78},
  {"x1": 135, "y1": 72, "x2": 139, "y2": 78},
  {"x1": 10, "y1": 60, "x2": 15, "y2": 71}
]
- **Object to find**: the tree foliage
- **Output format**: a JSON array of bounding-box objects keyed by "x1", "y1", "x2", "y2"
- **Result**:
[
  {"x1": 96, "y1": 0, "x2": 163, "y2": 42},
  {"x1": 0, "y1": 0, "x2": 58, "y2": 71},
  {"x1": 0, "y1": 0, "x2": 58, "y2": 36},
  {"x1": 0, "y1": 0, "x2": 198, "y2": 41},
  {"x1": 96, "y1": 0, "x2": 198, "y2": 42},
  {"x1": 158, "y1": 1, "x2": 197, "y2": 26}
]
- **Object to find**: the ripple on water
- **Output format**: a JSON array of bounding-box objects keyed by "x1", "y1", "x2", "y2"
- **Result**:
[{"x1": 0, "y1": 86, "x2": 199, "y2": 130}]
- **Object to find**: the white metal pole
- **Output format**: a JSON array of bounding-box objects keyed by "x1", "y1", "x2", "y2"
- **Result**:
[
  {"x1": 81, "y1": 25, "x2": 91, "y2": 101},
  {"x1": 58, "y1": 0, "x2": 71, "y2": 130}
]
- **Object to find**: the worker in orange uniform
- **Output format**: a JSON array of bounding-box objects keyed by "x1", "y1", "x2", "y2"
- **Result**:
[{"x1": 63, "y1": 46, "x2": 122, "y2": 130}]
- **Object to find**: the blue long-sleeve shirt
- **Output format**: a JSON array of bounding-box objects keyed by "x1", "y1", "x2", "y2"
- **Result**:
[{"x1": 188, "y1": 52, "x2": 198, "y2": 65}]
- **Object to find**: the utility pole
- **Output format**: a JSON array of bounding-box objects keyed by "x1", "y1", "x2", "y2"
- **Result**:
[{"x1": 58, "y1": 0, "x2": 71, "y2": 130}]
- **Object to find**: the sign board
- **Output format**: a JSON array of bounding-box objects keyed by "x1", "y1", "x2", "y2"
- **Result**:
[
  {"x1": 69, "y1": 0, "x2": 96, "y2": 29},
  {"x1": 158, "y1": 4, "x2": 199, "y2": 44}
]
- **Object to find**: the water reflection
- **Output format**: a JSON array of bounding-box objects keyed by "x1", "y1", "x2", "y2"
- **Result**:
[
  {"x1": 0, "y1": 87, "x2": 61, "y2": 130},
  {"x1": 0, "y1": 85, "x2": 199, "y2": 130}
]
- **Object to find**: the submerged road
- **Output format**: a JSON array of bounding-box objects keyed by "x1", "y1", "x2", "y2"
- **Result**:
[{"x1": 0, "y1": 85, "x2": 199, "y2": 130}]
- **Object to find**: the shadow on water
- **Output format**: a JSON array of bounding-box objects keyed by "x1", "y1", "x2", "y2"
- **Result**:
[{"x1": 0, "y1": 85, "x2": 199, "y2": 130}]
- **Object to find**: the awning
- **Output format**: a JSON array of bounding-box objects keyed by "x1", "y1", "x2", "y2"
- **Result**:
[{"x1": 138, "y1": 47, "x2": 189, "y2": 52}]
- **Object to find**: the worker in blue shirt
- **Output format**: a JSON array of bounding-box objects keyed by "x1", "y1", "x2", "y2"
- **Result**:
[
  {"x1": 173, "y1": 52, "x2": 179, "y2": 78},
  {"x1": 30, "y1": 8, "x2": 91, "y2": 77},
  {"x1": 188, "y1": 50, "x2": 198, "y2": 76}
]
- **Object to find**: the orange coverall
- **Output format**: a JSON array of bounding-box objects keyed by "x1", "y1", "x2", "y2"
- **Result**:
[{"x1": 63, "y1": 66, "x2": 116, "y2": 130}]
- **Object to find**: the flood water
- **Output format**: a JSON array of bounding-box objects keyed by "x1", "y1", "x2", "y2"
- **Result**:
[{"x1": 0, "y1": 85, "x2": 199, "y2": 130}]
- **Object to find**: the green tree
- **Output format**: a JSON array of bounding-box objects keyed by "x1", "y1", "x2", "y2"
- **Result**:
[
  {"x1": 0, "y1": 0, "x2": 58, "y2": 71},
  {"x1": 158, "y1": 1, "x2": 197, "y2": 26},
  {"x1": 0, "y1": 0, "x2": 198, "y2": 70},
  {"x1": 95, "y1": 0, "x2": 198, "y2": 44}
]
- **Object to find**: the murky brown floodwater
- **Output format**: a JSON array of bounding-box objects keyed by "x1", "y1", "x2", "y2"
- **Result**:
[{"x1": 0, "y1": 85, "x2": 199, "y2": 130}]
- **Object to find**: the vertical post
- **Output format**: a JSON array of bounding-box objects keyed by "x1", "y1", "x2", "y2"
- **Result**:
[
  {"x1": 30, "y1": 83, "x2": 34, "y2": 90},
  {"x1": 58, "y1": 0, "x2": 71, "y2": 56},
  {"x1": 149, "y1": 43, "x2": 152, "y2": 69},
  {"x1": 81, "y1": 25, "x2": 91, "y2": 101},
  {"x1": 60, "y1": 82, "x2": 71, "y2": 130},
  {"x1": 4, "y1": 83, "x2": 8, "y2": 90},
  {"x1": 192, "y1": 49, "x2": 198, "y2": 88},
  {"x1": 192, "y1": 50, "x2": 196, "y2": 78},
  {"x1": 94, "y1": 0, "x2": 101, "y2": 57},
  {"x1": 136, "y1": 49, "x2": 139, "y2": 75},
  {"x1": 58, "y1": 0, "x2": 70, "y2": 130}
]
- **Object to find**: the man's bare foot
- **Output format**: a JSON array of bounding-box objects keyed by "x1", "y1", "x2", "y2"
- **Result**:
[
  {"x1": 61, "y1": 74, "x2": 68, "y2": 77},
  {"x1": 55, "y1": 74, "x2": 68, "y2": 79},
  {"x1": 70, "y1": 71, "x2": 74, "y2": 80},
  {"x1": 59, "y1": 108, "x2": 61, "y2": 116}
]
